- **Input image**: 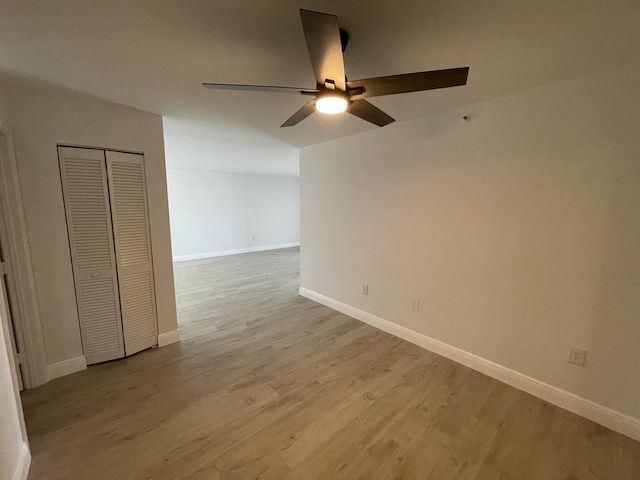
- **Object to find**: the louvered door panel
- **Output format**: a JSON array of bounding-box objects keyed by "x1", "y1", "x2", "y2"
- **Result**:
[
  {"x1": 106, "y1": 151, "x2": 158, "y2": 356},
  {"x1": 77, "y1": 277, "x2": 123, "y2": 354},
  {"x1": 58, "y1": 146, "x2": 125, "y2": 364}
]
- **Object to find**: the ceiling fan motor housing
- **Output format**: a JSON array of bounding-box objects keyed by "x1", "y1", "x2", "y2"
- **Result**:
[{"x1": 339, "y1": 28, "x2": 349, "y2": 52}]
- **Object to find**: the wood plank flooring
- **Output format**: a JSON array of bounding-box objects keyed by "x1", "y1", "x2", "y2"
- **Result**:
[{"x1": 22, "y1": 247, "x2": 640, "y2": 479}]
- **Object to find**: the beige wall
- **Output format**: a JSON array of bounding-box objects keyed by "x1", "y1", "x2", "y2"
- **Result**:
[
  {"x1": 0, "y1": 81, "x2": 30, "y2": 480},
  {"x1": 2, "y1": 77, "x2": 178, "y2": 366},
  {"x1": 300, "y1": 64, "x2": 640, "y2": 420}
]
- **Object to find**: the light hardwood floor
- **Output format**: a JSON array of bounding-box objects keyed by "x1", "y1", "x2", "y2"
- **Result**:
[{"x1": 23, "y1": 247, "x2": 640, "y2": 479}]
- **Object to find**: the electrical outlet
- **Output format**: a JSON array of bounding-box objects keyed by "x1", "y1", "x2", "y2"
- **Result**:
[
  {"x1": 412, "y1": 299, "x2": 420, "y2": 311},
  {"x1": 568, "y1": 347, "x2": 586, "y2": 366},
  {"x1": 361, "y1": 284, "x2": 368, "y2": 295}
]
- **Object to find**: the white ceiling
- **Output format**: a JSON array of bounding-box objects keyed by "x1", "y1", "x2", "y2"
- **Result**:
[{"x1": 1, "y1": 0, "x2": 639, "y2": 176}]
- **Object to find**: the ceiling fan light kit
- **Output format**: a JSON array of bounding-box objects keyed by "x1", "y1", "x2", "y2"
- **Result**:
[
  {"x1": 315, "y1": 91, "x2": 349, "y2": 114},
  {"x1": 203, "y1": 9, "x2": 469, "y2": 128}
]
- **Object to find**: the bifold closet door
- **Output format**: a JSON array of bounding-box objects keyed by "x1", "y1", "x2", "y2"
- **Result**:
[
  {"x1": 106, "y1": 151, "x2": 158, "y2": 356},
  {"x1": 59, "y1": 146, "x2": 125, "y2": 364}
]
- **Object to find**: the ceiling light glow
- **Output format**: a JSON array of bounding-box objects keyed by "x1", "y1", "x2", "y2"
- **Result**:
[{"x1": 316, "y1": 95, "x2": 348, "y2": 114}]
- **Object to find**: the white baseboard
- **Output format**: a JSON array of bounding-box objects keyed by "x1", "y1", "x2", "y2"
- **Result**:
[
  {"x1": 299, "y1": 287, "x2": 640, "y2": 442},
  {"x1": 158, "y1": 329, "x2": 181, "y2": 347},
  {"x1": 13, "y1": 441, "x2": 31, "y2": 480},
  {"x1": 173, "y1": 243, "x2": 300, "y2": 263},
  {"x1": 47, "y1": 355, "x2": 87, "y2": 381}
]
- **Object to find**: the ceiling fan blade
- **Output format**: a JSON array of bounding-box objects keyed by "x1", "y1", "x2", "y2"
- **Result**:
[
  {"x1": 347, "y1": 67, "x2": 469, "y2": 99},
  {"x1": 203, "y1": 83, "x2": 317, "y2": 95},
  {"x1": 348, "y1": 99, "x2": 395, "y2": 127},
  {"x1": 281, "y1": 99, "x2": 317, "y2": 127},
  {"x1": 299, "y1": 9, "x2": 346, "y2": 91}
]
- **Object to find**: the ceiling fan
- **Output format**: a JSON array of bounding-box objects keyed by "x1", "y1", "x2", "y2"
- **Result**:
[{"x1": 203, "y1": 9, "x2": 469, "y2": 128}]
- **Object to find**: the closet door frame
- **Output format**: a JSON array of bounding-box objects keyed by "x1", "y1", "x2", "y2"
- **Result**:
[{"x1": 59, "y1": 144, "x2": 159, "y2": 361}]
